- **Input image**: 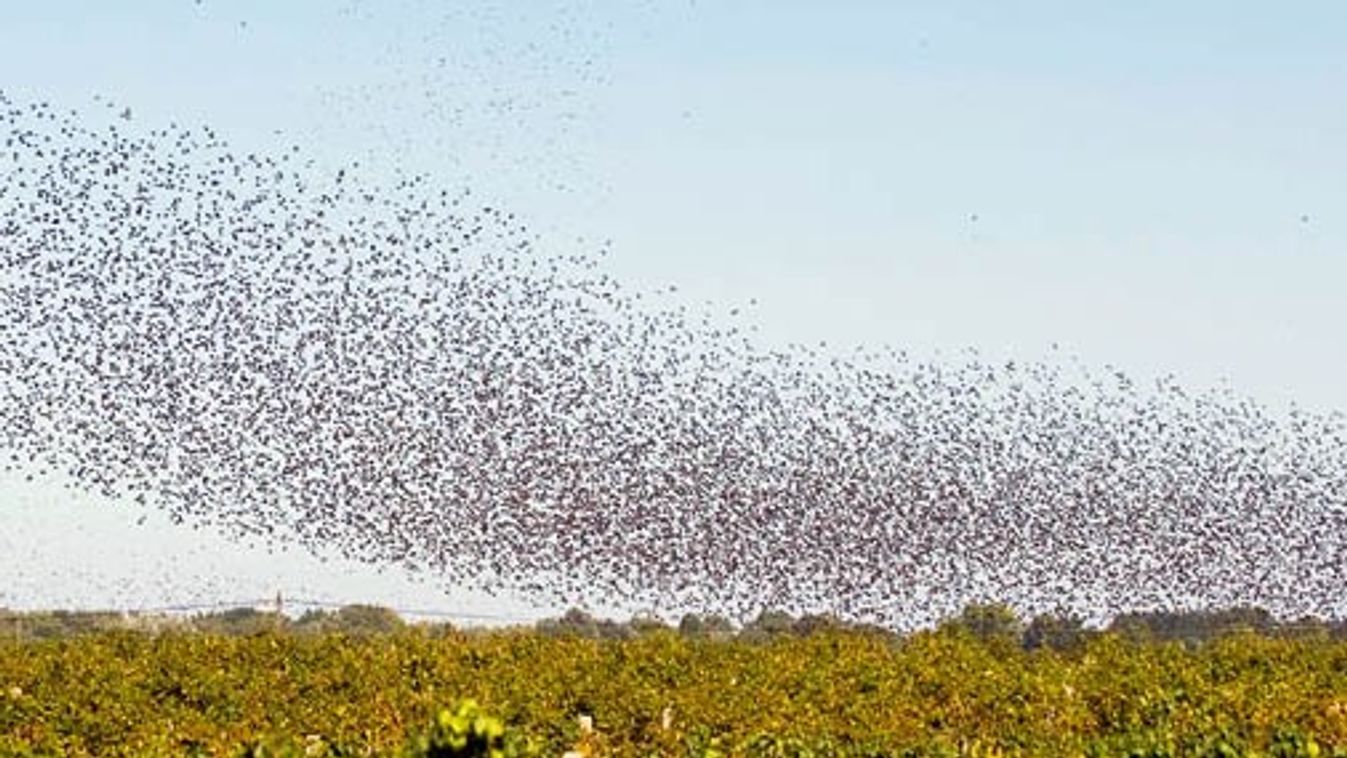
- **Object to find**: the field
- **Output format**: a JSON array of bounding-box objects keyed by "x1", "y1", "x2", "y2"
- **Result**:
[{"x1": 4, "y1": 608, "x2": 1347, "y2": 757}]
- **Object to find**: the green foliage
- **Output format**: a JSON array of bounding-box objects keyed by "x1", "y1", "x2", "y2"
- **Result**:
[
  {"x1": 941, "y1": 602, "x2": 1024, "y2": 648},
  {"x1": 408, "y1": 699, "x2": 540, "y2": 758},
  {"x1": 740, "y1": 610, "x2": 797, "y2": 641},
  {"x1": 4, "y1": 614, "x2": 1347, "y2": 756},
  {"x1": 1107, "y1": 606, "x2": 1289, "y2": 644},
  {"x1": 677, "y1": 612, "x2": 736, "y2": 640},
  {"x1": 1023, "y1": 609, "x2": 1091, "y2": 652},
  {"x1": 536, "y1": 609, "x2": 633, "y2": 641},
  {"x1": 297, "y1": 605, "x2": 406, "y2": 636},
  {"x1": 192, "y1": 608, "x2": 287, "y2": 636}
]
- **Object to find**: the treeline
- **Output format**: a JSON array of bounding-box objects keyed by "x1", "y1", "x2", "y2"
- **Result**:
[
  {"x1": 4, "y1": 602, "x2": 1346, "y2": 646},
  {"x1": 0, "y1": 604, "x2": 405, "y2": 641},
  {"x1": 537, "y1": 604, "x2": 1347, "y2": 649}
]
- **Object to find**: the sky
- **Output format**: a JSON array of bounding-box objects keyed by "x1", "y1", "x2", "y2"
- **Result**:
[{"x1": 1, "y1": 1, "x2": 1345, "y2": 619}]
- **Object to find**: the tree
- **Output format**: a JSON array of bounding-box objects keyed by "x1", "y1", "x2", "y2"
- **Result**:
[
  {"x1": 192, "y1": 607, "x2": 289, "y2": 636},
  {"x1": 740, "y1": 610, "x2": 796, "y2": 641},
  {"x1": 677, "y1": 612, "x2": 735, "y2": 640},
  {"x1": 537, "y1": 608, "x2": 601, "y2": 638},
  {"x1": 1022, "y1": 609, "x2": 1089, "y2": 652},
  {"x1": 332, "y1": 604, "x2": 405, "y2": 635},
  {"x1": 792, "y1": 613, "x2": 844, "y2": 637},
  {"x1": 628, "y1": 611, "x2": 671, "y2": 636},
  {"x1": 943, "y1": 602, "x2": 1023, "y2": 647}
]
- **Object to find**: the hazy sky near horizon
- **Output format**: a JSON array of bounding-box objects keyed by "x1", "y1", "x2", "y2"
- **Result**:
[{"x1": 2, "y1": 1, "x2": 1345, "y2": 616}]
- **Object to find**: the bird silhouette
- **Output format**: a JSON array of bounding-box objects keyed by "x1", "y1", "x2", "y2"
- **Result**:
[{"x1": 1, "y1": 91, "x2": 1346, "y2": 628}]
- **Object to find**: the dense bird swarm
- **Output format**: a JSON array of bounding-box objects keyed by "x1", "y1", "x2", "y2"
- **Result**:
[{"x1": 2, "y1": 93, "x2": 1346, "y2": 628}]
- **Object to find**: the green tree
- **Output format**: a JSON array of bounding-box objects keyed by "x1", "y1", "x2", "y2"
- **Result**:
[
  {"x1": 943, "y1": 602, "x2": 1023, "y2": 648},
  {"x1": 1022, "y1": 609, "x2": 1090, "y2": 652},
  {"x1": 677, "y1": 612, "x2": 735, "y2": 640}
]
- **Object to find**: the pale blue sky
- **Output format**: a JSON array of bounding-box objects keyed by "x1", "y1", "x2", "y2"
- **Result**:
[
  {"x1": 591, "y1": 1, "x2": 1347, "y2": 414},
  {"x1": 2, "y1": 1, "x2": 1344, "y2": 615}
]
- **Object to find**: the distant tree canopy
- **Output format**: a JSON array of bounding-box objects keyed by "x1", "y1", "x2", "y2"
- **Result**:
[
  {"x1": 536, "y1": 608, "x2": 633, "y2": 640},
  {"x1": 940, "y1": 602, "x2": 1025, "y2": 648},
  {"x1": 676, "y1": 612, "x2": 736, "y2": 640},
  {"x1": 1107, "y1": 606, "x2": 1282, "y2": 643},
  {"x1": 1023, "y1": 609, "x2": 1090, "y2": 652},
  {"x1": 295, "y1": 604, "x2": 406, "y2": 635},
  {"x1": 0, "y1": 609, "x2": 127, "y2": 640},
  {"x1": 192, "y1": 608, "x2": 286, "y2": 636},
  {"x1": 3, "y1": 603, "x2": 1346, "y2": 645}
]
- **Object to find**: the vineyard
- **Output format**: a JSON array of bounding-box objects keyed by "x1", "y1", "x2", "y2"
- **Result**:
[{"x1": 4, "y1": 611, "x2": 1347, "y2": 756}]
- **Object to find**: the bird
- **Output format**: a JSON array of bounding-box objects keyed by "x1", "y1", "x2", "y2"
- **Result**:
[{"x1": 1, "y1": 90, "x2": 1346, "y2": 630}]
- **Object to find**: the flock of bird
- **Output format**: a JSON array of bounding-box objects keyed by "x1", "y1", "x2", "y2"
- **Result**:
[{"x1": 3, "y1": 92, "x2": 1347, "y2": 628}]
